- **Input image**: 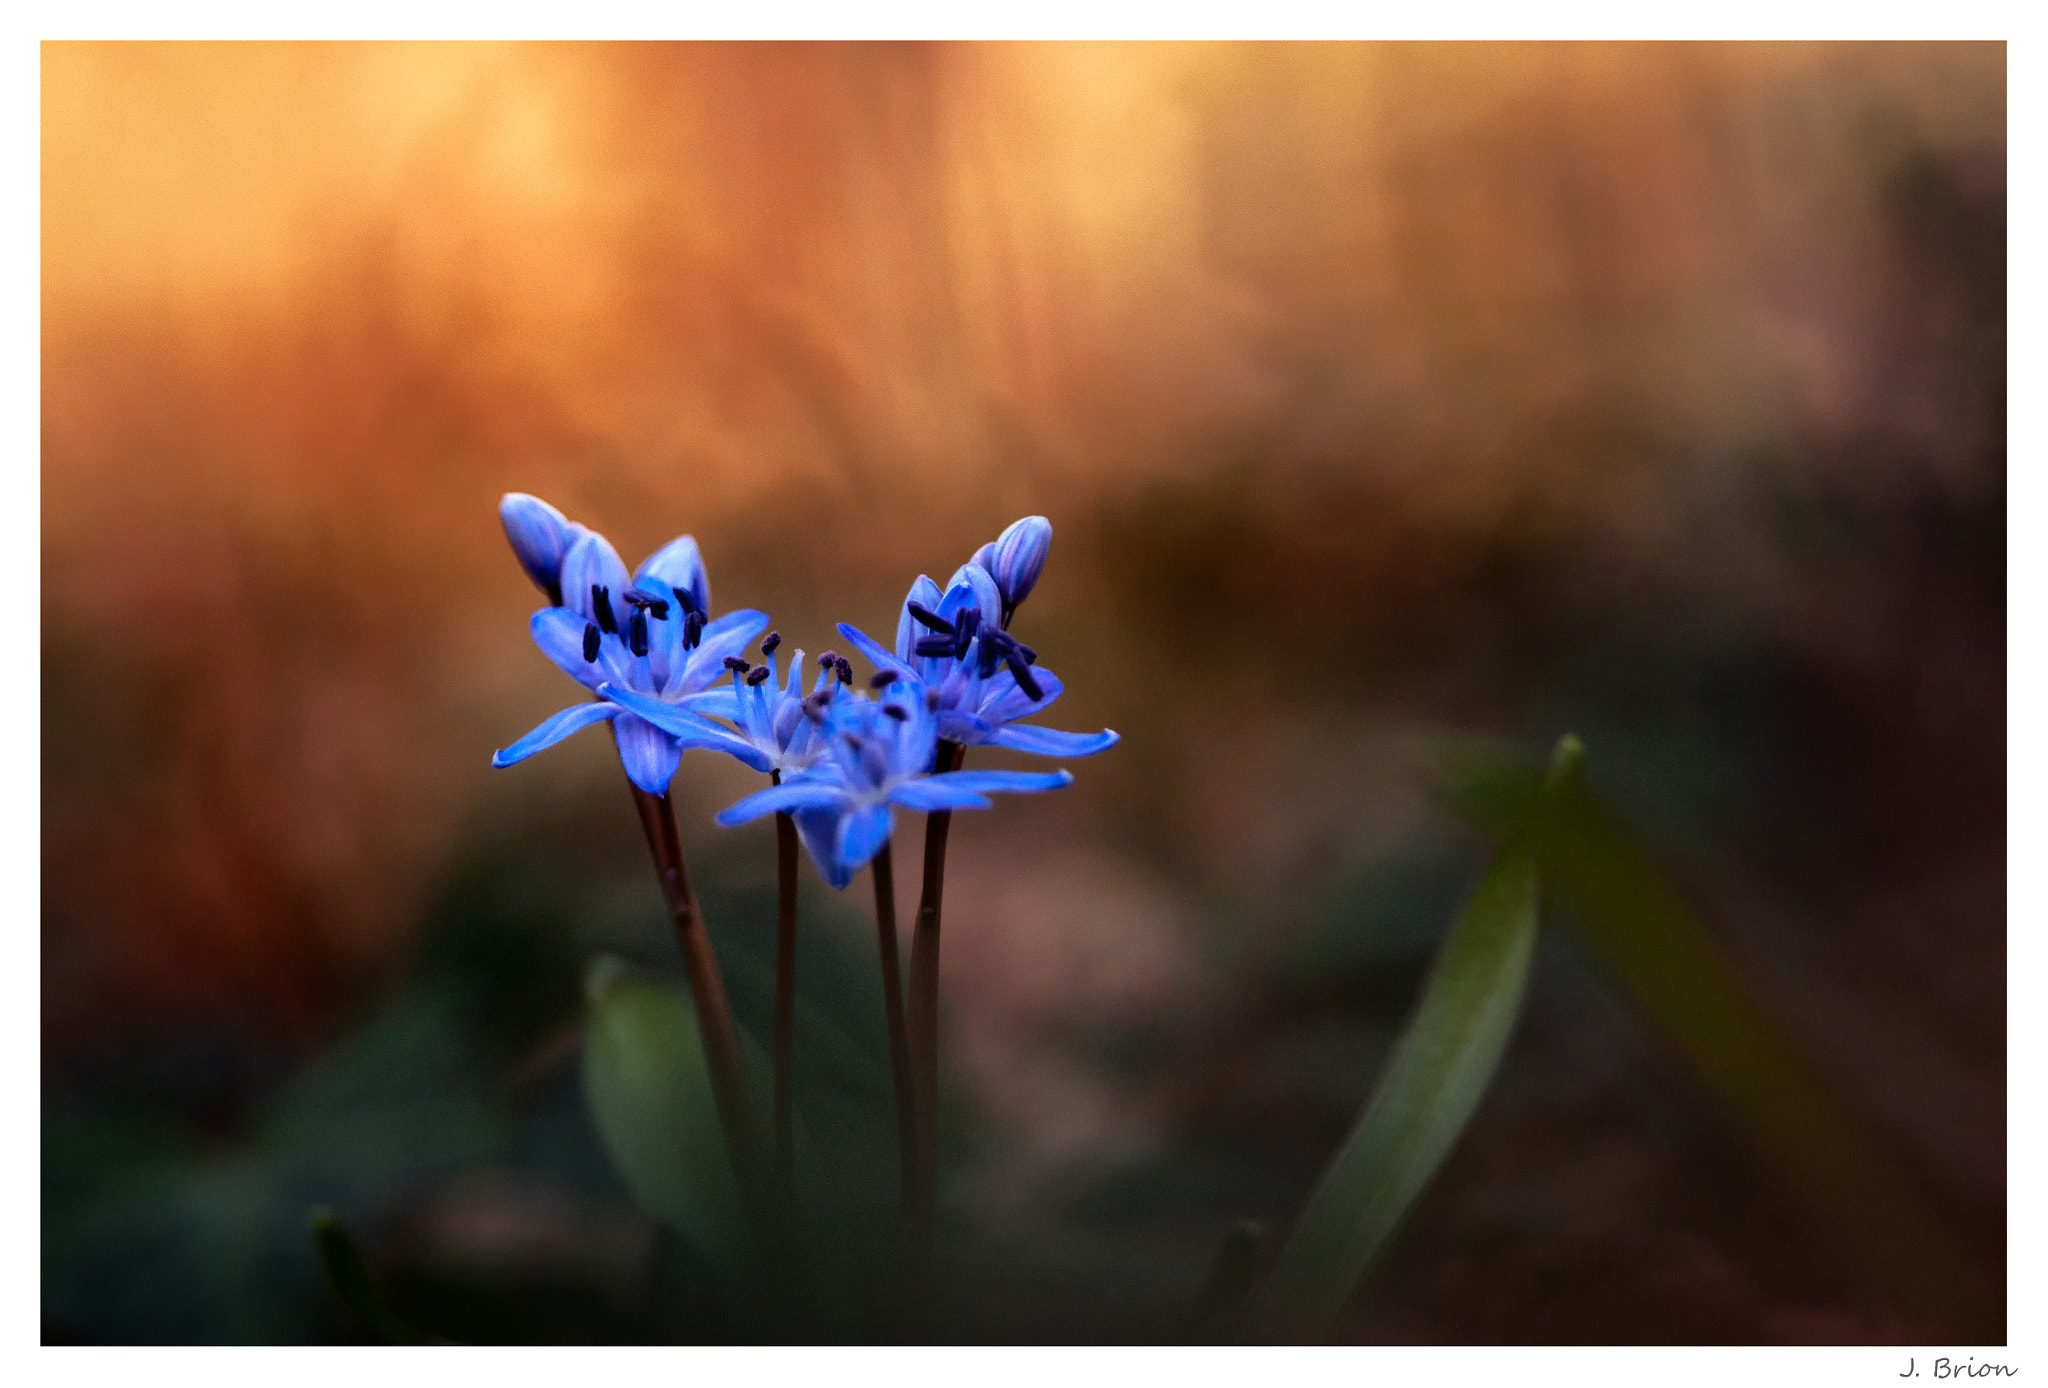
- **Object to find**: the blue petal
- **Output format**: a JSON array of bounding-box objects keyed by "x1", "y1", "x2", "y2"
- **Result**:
[
  {"x1": 836, "y1": 622, "x2": 916, "y2": 680},
  {"x1": 984, "y1": 725, "x2": 1120, "y2": 759},
  {"x1": 794, "y1": 806, "x2": 853, "y2": 889},
  {"x1": 978, "y1": 665, "x2": 1065, "y2": 724},
  {"x1": 492, "y1": 700, "x2": 621, "y2": 767},
  {"x1": 613, "y1": 713, "x2": 682, "y2": 794},
  {"x1": 894, "y1": 574, "x2": 946, "y2": 663},
  {"x1": 989, "y1": 515, "x2": 1052, "y2": 609},
  {"x1": 596, "y1": 683, "x2": 774, "y2": 772},
  {"x1": 886, "y1": 779, "x2": 994, "y2": 813},
  {"x1": 561, "y1": 530, "x2": 631, "y2": 630},
  {"x1": 940, "y1": 562, "x2": 1003, "y2": 630},
  {"x1": 931, "y1": 768, "x2": 1076, "y2": 795},
  {"x1": 834, "y1": 804, "x2": 895, "y2": 879},
  {"x1": 677, "y1": 609, "x2": 771, "y2": 691},
  {"x1": 533, "y1": 607, "x2": 628, "y2": 692},
  {"x1": 499, "y1": 493, "x2": 573, "y2": 599},
  {"x1": 636, "y1": 576, "x2": 686, "y2": 689},
  {"x1": 715, "y1": 779, "x2": 855, "y2": 827},
  {"x1": 935, "y1": 709, "x2": 999, "y2": 746},
  {"x1": 636, "y1": 535, "x2": 710, "y2": 616},
  {"x1": 680, "y1": 687, "x2": 742, "y2": 721}
]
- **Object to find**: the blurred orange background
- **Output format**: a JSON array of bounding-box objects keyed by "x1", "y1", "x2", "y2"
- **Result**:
[{"x1": 42, "y1": 42, "x2": 2004, "y2": 1343}]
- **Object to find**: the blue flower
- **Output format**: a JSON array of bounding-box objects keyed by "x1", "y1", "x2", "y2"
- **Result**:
[
  {"x1": 972, "y1": 514, "x2": 1053, "y2": 624},
  {"x1": 714, "y1": 684, "x2": 1072, "y2": 889},
  {"x1": 492, "y1": 501, "x2": 774, "y2": 793},
  {"x1": 499, "y1": 492, "x2": 584, "y2": 607},
  {"x1": 834, "y1": 561, "x2": 1119, "y2": 761},
  {"x1": 598, "y1": 633, "x2": 849, "y2": 780}
]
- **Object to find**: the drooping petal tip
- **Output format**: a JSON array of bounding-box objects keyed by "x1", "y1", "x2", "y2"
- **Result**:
[{"x1": 492, "y1": 700, "x2": 621, "y2": 768}]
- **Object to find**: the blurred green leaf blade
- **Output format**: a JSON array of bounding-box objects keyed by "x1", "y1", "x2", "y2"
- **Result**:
[
  {"x1": 1439, "y1": 738, "x2": 2000, "y2": 1342},
  {"x1": 580, "y1": 960, "x2": 749, "y2": 1259},
  {"x1": 1258, "y1": 832, "x2": 1540, "y2": 1338},
  {"x1": 307, "y1": 1205, "x2": 423, "y2": 1344}
]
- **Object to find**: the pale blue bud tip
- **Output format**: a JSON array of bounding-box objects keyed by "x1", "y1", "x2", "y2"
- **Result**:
[
  {"x1": 500, "y1": 493, "x2": 574, "y2": 604},
  {"x1": 989, "y1": 515, "x2": 1053, "y2": 613}
]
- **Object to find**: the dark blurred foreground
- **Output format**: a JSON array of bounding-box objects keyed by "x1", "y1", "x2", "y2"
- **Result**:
[{"x1": 42, "y1": 42, "x2": 2003, "y2": 1343}]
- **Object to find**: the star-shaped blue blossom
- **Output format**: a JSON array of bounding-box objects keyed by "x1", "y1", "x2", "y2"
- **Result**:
[
  {"x1": 714, "y1": 683, "x2": 1072, "y2": 889},
  {"x1": 491, "y1": 494, "x2": 773, "y2": 794},
  {"x1": 834, "y1": 553, "x2": 1118, "y2": 761},
  {"x1": 598, "y1": 633, "x2": 849, "y2": 781}
]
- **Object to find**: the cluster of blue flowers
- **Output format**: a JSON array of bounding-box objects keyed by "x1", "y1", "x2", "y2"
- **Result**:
[{"x1": 492, "y1": 494, "x2": 1118, "y2": 887}]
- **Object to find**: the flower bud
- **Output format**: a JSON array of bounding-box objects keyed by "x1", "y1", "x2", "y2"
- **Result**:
[
  {"x1": 986, "y1": 515, "x2": 1052, "y2": 615},
  {"x1": 499, "y1": 493, "x2": 575, "y2": 604}
]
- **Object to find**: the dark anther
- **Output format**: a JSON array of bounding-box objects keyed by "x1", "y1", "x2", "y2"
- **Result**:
[
  {"x1": 628, "y1": 611, "x2": 650, "y2": 658},
  {"x1": 835, "y1": 657, "x2": 854, "y2": 685},
  {"x1": 724, "y1": 656, "x2": 751, "y2": 675},
  {"x1": 582, "y1": 622, "x2": 601, "y2": 663},
  {"x1": 977, "y1": 634, "x2": 1001, "y2": 679},
  {"x1": 671, "y1": 586, "x2": 701, "y2": 617},
  {"x1": 924, "y1": 689, "x2": 941, "y2": 712},
  {"x1": 684, "y1": 611, "x2": 703, "y2": 650},
  {"x1": 591, "y1": 585, "x2": 618, "y2": 635},
  {"x1": 906, "y1": 601, "x2": 954, "y2": 634},
  {"x1": 746, "y1": 666, "x2": 771, "y2": 687},
  {"x1": 953, "y1": 608, "x2": 981, "y2": 658},
  {"x1": 914, "y1": 635, "x2": 958, "y2": 658},
  {"x1": 1013, "y1": 640, "x2": 1037, "y2": 665},
  {"x1": 882, "y1": 705, "x2": 908, "y2": 721},
  {"x1": 621, "y1": 587, "x2": 671, "y2": 620},
  {"x1": 1004, "y1": 649, "x2": 1043, "y2": 701},
  {"x1": 818, "y1": 650, "x2": 838, "y2": 671},
  {"x1": 761, "y1": 631, "x2": 782, "y2": 657},
  {"x1": 801, "y1": 691, "x2": 832, "y2": 722},
  {"x1": 869, "y1": 670, "x2": 898, "y2": 689}
]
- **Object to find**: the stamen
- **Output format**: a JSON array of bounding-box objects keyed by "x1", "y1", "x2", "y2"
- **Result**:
[
  {"x1": 591, "y1": 585, "x2": 618, "y2": 635},
  {"x1": 684, "y1": 611, "x2": 703, "y2": 650},
  {"x1": 925, "y1": 689, "x2": 941, "y2": 712},
  {"x1": 1013, "y1": 640, "x2": 1037, "y2": 664},
  {"x1": 760, "y1": 631, "x2": 782, "y2": 657},
  {"x1": 620, "y1": 587, "x2": 670, "y2": 620},
  {"x1": 801, "y1": 691, "x2": 832, "y2": 722},
  {"x1": 818, "y1": 649, "x2": 838, "y2": 670},
  {"x1": 977, "y1": 634, "x2": 1001, "y2": 678},
  {"x1": 869, "y1": 670, "x2": 898, "y2": 689},
  {"x1": 914, "y1": 635, "x2": 957, "y2": 658},
  {"x1": 835, "y1": 657, "x2": 854, "y2": 685},
  {"x1": 724, "y1": 656, "x2": 751, "y2": 675},
  {"x1": 746, "y1": 665, "x2": 771, "y2": 687},
  {"x1": 906, "y1": 601, "x2": 954, "y2": 634},
  {"x1": 628, "y1": 611, "x2": 650, "y2": 658},
  {"x1": 1004, "y1": 649, "x2": 1043, "y2": 701},
  {"x1": 671, "y1": 587, "x2": 701, "y2": 617},
  {"x1": 953, "y1": 608, "x2": 981, "y2": 658},
  {"x1": 582, "y1": 622, "x2": 601, "y2": 663},
  {"x1": 882, "y1": 705, "x2": 908, "y2": 721}
]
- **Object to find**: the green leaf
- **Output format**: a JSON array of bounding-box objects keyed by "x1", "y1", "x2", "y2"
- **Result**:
[
  {"x1": 1437, "y1": 740, "x2": 2001, "y2": 1343},
  {"x1": 1254, "y1": 819, "x2": 1544, "y2": 1339},
  {"x1": 580, "y1": 959, "x2": 749, "y2": 1259},
  {"x1": 307, "y1": 1206, "x2": 423, "y2": 1344},
  {"x1": 1180, "y1": 1218, "x2": 1267, "y2": 1342}
]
